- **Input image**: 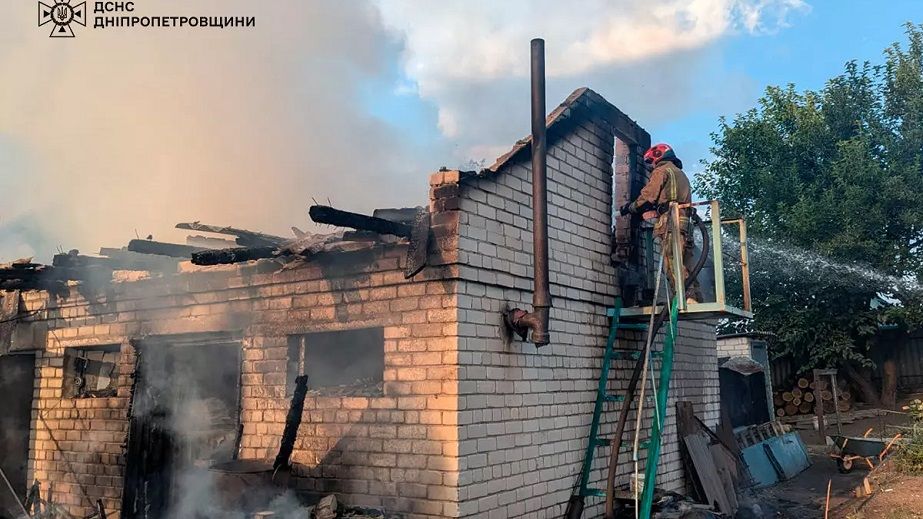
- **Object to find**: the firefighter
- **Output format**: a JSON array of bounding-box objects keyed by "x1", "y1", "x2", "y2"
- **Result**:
[{"x1": 619, "y1": 143, "x2": 702, "y2": 304}]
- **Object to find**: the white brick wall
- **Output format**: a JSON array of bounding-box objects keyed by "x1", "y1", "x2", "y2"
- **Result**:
[
  {"x1": 716, "y1": 337, "x2": 751, "y2": 358},
  {"x1": 449, "y1": 114, "x2": 720, "y2": 518}
]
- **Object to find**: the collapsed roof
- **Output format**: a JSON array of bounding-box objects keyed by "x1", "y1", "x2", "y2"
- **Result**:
[{"x1": 0, "y1": 87, "x2": 648, "y2": 294}]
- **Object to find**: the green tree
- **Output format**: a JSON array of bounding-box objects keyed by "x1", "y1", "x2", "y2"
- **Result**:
[{"x1": 698, "y1": 23, "x2": 923, "y2": 408}]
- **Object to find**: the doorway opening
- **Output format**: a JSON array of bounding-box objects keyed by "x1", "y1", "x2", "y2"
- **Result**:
[
  {"x1": 121, "y1": 333, "x2": 241, "y2": 519},
  {"x1": 0, "y1": 353, "x2": 36, "y2": 519}
]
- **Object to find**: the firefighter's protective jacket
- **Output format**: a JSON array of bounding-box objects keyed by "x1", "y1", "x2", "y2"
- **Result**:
[{"x1": 630, "y1": 160, "x2": 692, "y2": 236}]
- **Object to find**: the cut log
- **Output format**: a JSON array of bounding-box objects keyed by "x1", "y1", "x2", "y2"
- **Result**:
[
  {"x1": 822, "y1": 390, "x2": 833, "y2": 401},
  {"x1": 776, "y1": 408, "x2": 786, "y2": 417},
  {"x1": 792, "y1": 388, "x2": 803, "y2": 399},
  {"x1": 837, "y1": 401, "x2": 851, "y2": 412},
  {"x1": 792, "y1": 397, "x2": 802, "y2": 406},
  {"x1": 803, "y1": 392, "x2": 815, "y2": 403},
  {"x1": 783, "y1": 392, "x2": 794, "y2": 402},
  {"x1": 839, "y1": 391, "x2": 851, "y2": 401},
  {"x1": 774, "y1": 394, "x2": 784, "y2": 406},
  {"x1": 797, "y1": 378, "x2": 810, "y2": 389},
  {"x1": 784, "y1": 404, "x2": 798, "y2": 416},
  {"x1": 798, "y1": 402, "x2": 812, "y2": 414}
]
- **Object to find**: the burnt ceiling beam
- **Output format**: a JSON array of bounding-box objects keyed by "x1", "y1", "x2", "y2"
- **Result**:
[
  {"x1": 309, "y1": 205, "x2": 412, "y2": 238},
  {"x1": 127, "y1": 239, "x2": 205, "y2": 258},
  {"x1": 175, "y1": 222, "x2": 288, "y2": 248},
  {"x1": 191, "y1": 246, "x2": 279, "y2": 266}
]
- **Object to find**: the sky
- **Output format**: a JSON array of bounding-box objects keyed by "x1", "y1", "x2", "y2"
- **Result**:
[{"x1": 0, "y1": 0, "x2": 920, "y2": 261}]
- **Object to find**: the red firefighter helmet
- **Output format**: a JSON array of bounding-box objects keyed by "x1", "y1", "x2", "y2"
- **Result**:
[{"x1": 643, "y1": 143, "x2": 676, "y2": 166}]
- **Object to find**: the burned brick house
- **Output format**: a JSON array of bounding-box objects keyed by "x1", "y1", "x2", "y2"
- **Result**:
[{"x1": 0, "y1": 86, "x2": 724, "y2": 519}]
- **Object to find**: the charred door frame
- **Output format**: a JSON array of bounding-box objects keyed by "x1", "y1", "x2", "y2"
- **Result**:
[
  {"x1": 121, "y1": 332, "x2": 242, "y2": 519},
  {"x1": 0, "y1": 352, "x2": 36, "y2": 518}
]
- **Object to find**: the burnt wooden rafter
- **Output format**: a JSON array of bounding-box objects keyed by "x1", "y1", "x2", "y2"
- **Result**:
[
  {"x1": 309, "y1": 205, "x2": 412, "y2": 237},
  {"x1": 175, "y1": 222, "x2": 288, "y2": 248}
]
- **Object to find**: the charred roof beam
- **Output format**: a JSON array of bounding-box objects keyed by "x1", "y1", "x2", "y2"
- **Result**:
[{"x1": 309, "y1": 205, "x2": 412, "y2": 238}]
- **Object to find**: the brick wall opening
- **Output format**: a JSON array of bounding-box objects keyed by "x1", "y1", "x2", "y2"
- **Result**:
[
  {"x1": 123, "y1": 336, "x2": 241, "y2": 518},
  {"x1": 63, "y1": 344, "x2": 120, "y2": 398},
  {"x1": 287, "y1": 328, "x2": 384, "y2": 396},
  {"x1": 0, "y1": 353, "x2": 34, "y2": 516}
]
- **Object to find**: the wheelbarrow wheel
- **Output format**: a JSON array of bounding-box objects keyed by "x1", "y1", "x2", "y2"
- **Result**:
[{"x1": 837, "y1": 457, "x2": 853, "y2": 473}]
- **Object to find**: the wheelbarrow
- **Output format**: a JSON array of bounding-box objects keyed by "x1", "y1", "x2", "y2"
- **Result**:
[{"x1": 828, "y1": 428, "x2": 903, "y2": 473}]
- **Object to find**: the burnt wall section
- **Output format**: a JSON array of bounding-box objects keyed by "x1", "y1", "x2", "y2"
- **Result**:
[
  {"x1": 17, "y1": 244, "x2": 461, "y2": 519},
  {"x1": 0, "y1": 353, "x2": 37, "y2": 517},
  {"x1": 612, "y1": 137, "x2": 655, "y2": 305}
]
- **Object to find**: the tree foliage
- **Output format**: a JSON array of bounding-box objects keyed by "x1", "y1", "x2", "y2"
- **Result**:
[{"x1": 697, "y1": 24, "x2": 923, "y2": 375}]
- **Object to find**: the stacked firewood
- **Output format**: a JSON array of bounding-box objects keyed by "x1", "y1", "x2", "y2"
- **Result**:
[{"x1": 773, "y1": 377, "x2": 852, "y2": 417}]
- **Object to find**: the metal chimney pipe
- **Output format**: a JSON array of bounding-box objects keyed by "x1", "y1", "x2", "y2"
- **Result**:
[
  {"x1": 504, "y1": 38, "x2": 551, "y2": 346},
  {"x1": 529, "y1": 38, "x2": 551, "y2": 345}
]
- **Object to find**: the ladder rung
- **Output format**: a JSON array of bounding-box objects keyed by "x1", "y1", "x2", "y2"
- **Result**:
[
  {"x1": 604, "y1": 394, "x2": 625, "y2": 402},
  {"x1": 610, "y1": 349, "x2": 640, "y2": 360},
  {"x1": 609, "y1": 349, "x2": 662, "y2": 360},
  {"x1": 582, "y1": 488, "x2": 606, "y2": 498},
  {"x1": 618, "y1": 323, "x2": 649, "y2": 330}
]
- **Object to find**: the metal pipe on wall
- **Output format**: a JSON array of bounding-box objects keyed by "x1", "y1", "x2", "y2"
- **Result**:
[
  {"x1": 505, "y1": 38, "x2": 552, "y2": 346},
  {"x1": 529, "y1": 38, "x2": 551, "y2": 345}
]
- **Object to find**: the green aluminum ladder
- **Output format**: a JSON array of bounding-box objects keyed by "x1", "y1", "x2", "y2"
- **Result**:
[{"x1": 576, "y1": 295, "x2": 680, "y2": 517}]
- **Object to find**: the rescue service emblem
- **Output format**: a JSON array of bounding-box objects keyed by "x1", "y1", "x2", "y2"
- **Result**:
[{"x1": 38, "y1": 0, "x2": 87, "y2": 38}]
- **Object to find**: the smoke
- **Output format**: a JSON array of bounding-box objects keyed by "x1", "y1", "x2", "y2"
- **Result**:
[
  {"x1": 0, "y1": 0, "x2": 446, "y2": 262},
  {"x1": 130, "y1": 339, "x2": 317, "y2": 518},
  {"x1": 0, "y1": 0, "x2": 808, "y2": 262}
]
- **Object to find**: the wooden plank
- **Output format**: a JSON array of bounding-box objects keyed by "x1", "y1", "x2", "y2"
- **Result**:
[
  {"x1": 709, "y1": 443, "x2": 740, "y2": 487},
  {"x1": 676, "y1": 402, "x2": 706, "y2": 503},
  {"x1": 685, "y1": 434, "x2": 733, "y2": 515},
  {"x1": 718, "y1": 405, "x2": 740, "y2": 456},
  {"x1": 814, "y1": 369, "x2": 827, "y2": 441},
  {"x1": 716, "y1": 465, "x2": 739, "y2": 513}
]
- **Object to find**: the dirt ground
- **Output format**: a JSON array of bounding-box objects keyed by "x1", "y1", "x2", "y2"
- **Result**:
[
  {"x1": 834, "y1": 473, "x2": 923, "y2": 518},
  {"x1": 743, "y1": 396, "x2": 920, "y2": 519},
  {"x1": 742, "y1": 452, "x2": 869, "y2": 518}
]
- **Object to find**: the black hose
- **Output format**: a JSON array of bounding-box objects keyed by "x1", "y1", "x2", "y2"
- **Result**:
[
  {"x1": 602, "y1": 209, "x2": 709, "y2": 518},
  {"x1": 689, "y1": 211, "x2": 710, "y2": 292}
]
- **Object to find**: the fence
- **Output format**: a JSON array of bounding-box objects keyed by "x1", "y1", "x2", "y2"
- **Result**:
[{"x1": 770, "y1": 330, "x2": 923, "y2": 392}]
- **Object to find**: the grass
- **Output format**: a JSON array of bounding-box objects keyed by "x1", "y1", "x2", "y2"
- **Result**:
[
  {"x1": 847, "y1": 507, "x2": 921, "y2": 519},
  {"x1": 894, "y1": 426, "x2": 923, "y2": 474}
]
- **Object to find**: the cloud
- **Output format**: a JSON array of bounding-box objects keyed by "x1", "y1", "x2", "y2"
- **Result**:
[
  {"x1": 0, "y1": 0, "x2": 448, "y2": 261},
  {"x1": 376, "y1": 0, "x2": 808, "y2": 155},
  {"x1": 735, "y1": 0, "x2": 810, "y2": 33}
]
